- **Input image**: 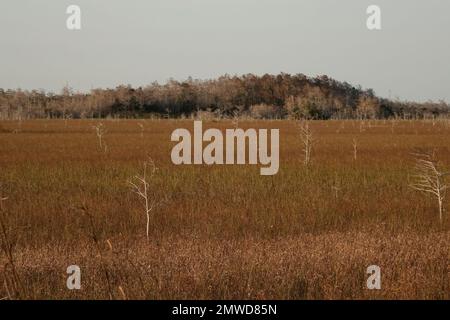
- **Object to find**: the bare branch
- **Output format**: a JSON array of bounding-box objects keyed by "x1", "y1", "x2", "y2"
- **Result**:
[
  {"x1": 409, "y1": 150, "x2": 448, "y2": 223},
  {"x1": 92, "y1": 122, "x2": 107, "y2": 152},
  {"x1": 298, "y1": 121, "x2": 314, "y2": 166},
  {"x1": 128, "y1": 156, "x2": 162, "y2": 239}
]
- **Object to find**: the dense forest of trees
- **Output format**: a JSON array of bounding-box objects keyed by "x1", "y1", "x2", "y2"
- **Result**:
[{"x1": 0, "y1": 73, "x2": 448, "y2": 120}]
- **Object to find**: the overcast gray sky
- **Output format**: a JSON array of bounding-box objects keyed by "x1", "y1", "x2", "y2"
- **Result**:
[{"x1": 0, "y1": 0, "x2": 449, "y2": 102}]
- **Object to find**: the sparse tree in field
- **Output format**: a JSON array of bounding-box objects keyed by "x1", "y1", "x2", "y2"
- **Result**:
[
  {"x1": 129, "y1": 157, "x2": 164, "y2": 239},
  {"x1": 137, "y1": 122, "x2": 145, "y2": 138},
  {"x1": 409, "y1": 151, "x2": 449, "y2": 223},
  {"x1": 335, "y1": 121, "x2": 345, "y2": 134},
  {"x1": 431, "y1": 116, "x2": 436, "y2": 127},
  {"x1": 299, "y1": 121, "x2": 314, "y2": 166},
  {"x1": 331, "y1": 174, "x2": 341, "y2": 200},
  {"x1": 92, "y1": 122, "x2": 107, "y2": 151},
  {"x1": 359, "y1": 120, "x2": 366, "y2": 133},
  {"x1": 352, "y1": 138, "x2": 358, "y2": 161}
]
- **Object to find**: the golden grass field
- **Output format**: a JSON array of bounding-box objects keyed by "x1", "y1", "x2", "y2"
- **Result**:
[{"x1": 0, "y1": 119, "x2": 449, "y2": 299}]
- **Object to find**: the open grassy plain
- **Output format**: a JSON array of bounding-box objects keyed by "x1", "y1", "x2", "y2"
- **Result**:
[{"x1": 0, "y1": 119, "x2": 448, "y2": 299}]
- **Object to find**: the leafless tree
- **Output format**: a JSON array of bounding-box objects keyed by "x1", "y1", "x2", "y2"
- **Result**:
[
  {"x1": 299, "y1": 121, "x2": 314, "y2": 166},
  {"x1": 409, "y1": 151, "x2": 449, "y2": 223},
  {"x1": 129, "y1": 157, "x2": 165, "y2": 239},
  {"x1": 352, "y1": 138, "x2": 358, "y2": 161},
  {"x1": 359, "y1": 121, "x2": 366, "y2": 133},
  {"x1": 331, "y1": 174, "x2": 341, "y2": 200},
  {"x1": 137, "y1": 122, "x2": 145, "y2": 138},
  {"x1": 92, "y1": 122, "x2": 107, "y2": 151}
]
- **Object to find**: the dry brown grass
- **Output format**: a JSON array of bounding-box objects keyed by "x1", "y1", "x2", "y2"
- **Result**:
[{"x1": 0, "y1": 119, "x2": 449, "y2": 299}]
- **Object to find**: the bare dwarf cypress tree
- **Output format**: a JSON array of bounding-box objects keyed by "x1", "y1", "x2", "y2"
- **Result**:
[
  {"x1": 299, "y1": 121, "x2": 314, "y2": 166},
  {"x1": 92, "y1": 122, "x2": 107, "y2": 151},
  {"x1": 409, "y1": 151, "x2": 449, "y2": 224},
  {"x1": 129, "y1": 157, "x2": 167, "y2": 239}
]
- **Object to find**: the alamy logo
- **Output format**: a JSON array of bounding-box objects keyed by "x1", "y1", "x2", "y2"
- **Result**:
[
  {"x1": 366, "y1": 5, "x2": 381, "y2": 30},
  {"x1": 66, "y1": 265, "x2": 81, "y2": 290},
  {"x1": 66, "y1": 5, "x2": 81, "y2": 30},
  {"x1": 171, "y1": 121, "x2": 279, "y2": 175},
  {"x1": 366, "y1": 265, "x2": 381, "y2": 290}
]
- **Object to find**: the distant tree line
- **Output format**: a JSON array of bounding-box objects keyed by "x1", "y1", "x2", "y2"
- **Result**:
[{"x1": 0, "y1": 73, "x2": 448, "y2": 120}]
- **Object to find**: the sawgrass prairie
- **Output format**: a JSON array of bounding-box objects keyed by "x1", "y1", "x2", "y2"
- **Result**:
[{"x1": 0, "y1": 119, "x2": 449, "y2": 299}]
